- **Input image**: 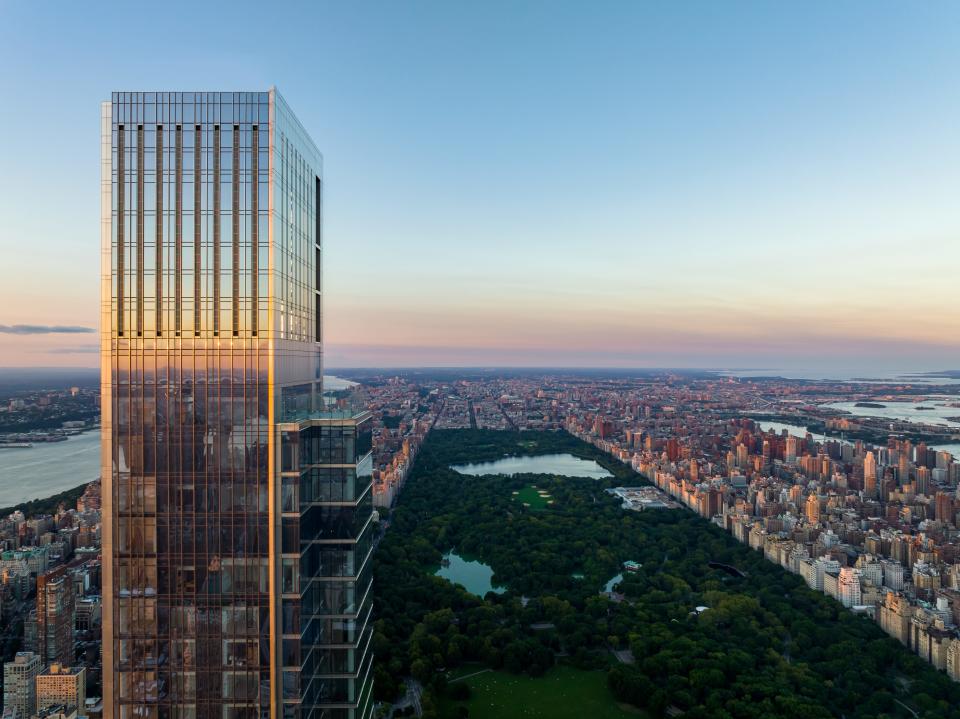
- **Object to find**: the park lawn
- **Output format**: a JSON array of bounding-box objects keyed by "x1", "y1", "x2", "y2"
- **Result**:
[
  {"x1": 441, "y1": 665, "x2": 644, "y2": 719},
  {"x1": 514, "y1": 485, "x2": 551, "y2": 510}
]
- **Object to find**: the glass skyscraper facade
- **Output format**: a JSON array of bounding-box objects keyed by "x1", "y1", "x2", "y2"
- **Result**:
[{"x1": 101, "y1": 90, "x2": 373, "y2": 719}]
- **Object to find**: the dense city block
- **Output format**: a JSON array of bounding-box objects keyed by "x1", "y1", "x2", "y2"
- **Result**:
[{"x1": 4, "y1": 368, "x2": 960, "y2": 718}]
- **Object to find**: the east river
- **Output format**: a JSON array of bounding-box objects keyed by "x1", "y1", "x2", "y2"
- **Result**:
[{"x1": 755, "y1": 420, "x2": 960, "y2": 457}]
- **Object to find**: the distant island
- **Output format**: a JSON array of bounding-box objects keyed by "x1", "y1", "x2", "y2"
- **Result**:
[
  {"x1": 855, "y1": 401, "x2": 887, "y2": 408},
  {"x1": 907, "y1": 370, "x2": 960, "y2": 380}
]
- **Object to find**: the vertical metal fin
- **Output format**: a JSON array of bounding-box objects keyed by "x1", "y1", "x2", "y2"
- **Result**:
[{"x1": 156, "y1": 125, "x2": 163, "y2": 336}]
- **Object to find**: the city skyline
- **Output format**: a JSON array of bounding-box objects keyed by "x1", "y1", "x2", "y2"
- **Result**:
[{"x1": 2, "y1": 2, "x2": 960, "y2": 370}]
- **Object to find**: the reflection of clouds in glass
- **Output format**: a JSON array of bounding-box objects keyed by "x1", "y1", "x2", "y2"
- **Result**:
[{"x1": 0, "y1": 324, "x2": 95, "y2": 334}]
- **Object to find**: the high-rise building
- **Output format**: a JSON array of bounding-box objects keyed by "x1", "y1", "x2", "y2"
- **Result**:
[
  {"x1": 881, "y1": 559, "x2": 906, "y2": 592},
  {"x1": 864, "y1": 451, "x2": 877, "y2": 499},
  {"x1": 36, "y1": 664, "x2": 87, "y2": 714},
  {"x1": 101, "y1": 91, "x2": 374, "y2": 719},
  {"x1": 916, "y1": 466, "x2": 931, "y2": 496},
  {"x1": 837, "y1": 567, "x2": 863, "y2": 608},
  {"x1": 898, "y1": 453, "x2": 911, "y2": 485},
  {"x1": 3, "y1": 651, "x2": 42, "y2": 719},
  {"x1": 735, "y1": 443, "x2": 748, "y2": 469},
  {"x1": 785, "y1": 436, "x2": 797, "y2": 464},
  {"x1": 879, "y1": 591, "x2": 914, "y2": 646},
  {"x1": 36, "y1": 566, "x2": 76, "y2": 666},
  {"x1": 936, "y1": 492, "x2": 954, "y2": 525}
]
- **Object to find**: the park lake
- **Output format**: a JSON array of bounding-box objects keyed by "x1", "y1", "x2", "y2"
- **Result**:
[
  {"x1": 435, "y1": 552, "x2": 506, "y2": 597},
  {"x1": 438, "y1": 452, "x2": 613, "y2": 596},
  {"x1": 603, "y1": 573, "x2": 624, "y2": 594},
  {"x1": 450, "y1": 452, "x2": 613, "y2": 479}
]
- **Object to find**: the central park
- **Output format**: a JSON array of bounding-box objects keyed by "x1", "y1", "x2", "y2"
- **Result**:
[{"x1": 372, "y1": 430, "x2": 960, "y2": 719}]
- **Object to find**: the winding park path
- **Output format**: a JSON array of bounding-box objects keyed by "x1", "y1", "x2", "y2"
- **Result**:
[{"x1": 450, "y1": 668, "x2": 493, "y2": 683}]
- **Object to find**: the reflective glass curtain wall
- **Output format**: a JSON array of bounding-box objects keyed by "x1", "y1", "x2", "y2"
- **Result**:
[
  {"x1": 279, "y1": 414, "x2": 374, "y2": 719},
  {"x1": 100, "y1": 90, "x2": 361, "y2": 719}
]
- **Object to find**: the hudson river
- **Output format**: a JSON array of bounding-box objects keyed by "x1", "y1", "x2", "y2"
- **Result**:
[
  {"x1": 0, "y1": 375, "x2": 358, "y2": 507},
  {"x1": 0, "y1": 431, "x2": 100, "y2": 507}
]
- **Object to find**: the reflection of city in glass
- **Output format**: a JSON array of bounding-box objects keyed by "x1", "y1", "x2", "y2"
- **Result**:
[{"x1": 101, "y1": 90, "x2": 373, "y2": 719}]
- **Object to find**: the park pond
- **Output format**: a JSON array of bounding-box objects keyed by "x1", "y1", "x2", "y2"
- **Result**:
[
  {"x1": 435, "y1": 552, "x2": 506, "y2": 597},
  {"x1": 450, "y1": 453, "x2": 612, "y2": 479},
  {"x1": 603, "y1": 573, "x2": 624, "y2": 594}
]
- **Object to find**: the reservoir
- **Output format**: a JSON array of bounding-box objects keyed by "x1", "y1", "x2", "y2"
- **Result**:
[
  {"x1": 434, "y1": 552, "x2": 506, "y2": 597},
  {"x1": 0, "y1": 431, "x2": 100, "y2": 507},
  {"x1": 450, "y1": 453, "x2": 613, "y2": 479}
]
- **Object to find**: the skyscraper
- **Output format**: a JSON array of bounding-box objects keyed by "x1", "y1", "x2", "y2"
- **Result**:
[
  {"x1": 735, "y1": 443, "x2": 748, "y2": 469},
  {"x1": 936, "y1": 491, "x2": 954, "y2": 525},
  {"x1": 864, "y1": 451, "x2": 878, "y2": 499},
  {"x1": 805, "y1": 493, "x2": 821, "y2": 524},
  {"x1": 36, "y1": 566, "x2": 76, "y2": 666},
  {"x1": 3, "y1": 651, "x2": 42, "y2": 719},
  {"x1": 101, "y1": 91, "x2": 373, "y2": 719},
  {"x1": 785, "y1": 436, "x2": 797, "y2": 464}
]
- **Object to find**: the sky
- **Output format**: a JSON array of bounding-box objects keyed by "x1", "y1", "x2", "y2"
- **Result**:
[{"x1": 1, "y1": 1, "x2": 958, "y2": 372}]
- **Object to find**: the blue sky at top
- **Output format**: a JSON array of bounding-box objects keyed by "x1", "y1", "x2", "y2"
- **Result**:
[{"x1": 1, "y1": 1, "x2": 958, "y2": 369}]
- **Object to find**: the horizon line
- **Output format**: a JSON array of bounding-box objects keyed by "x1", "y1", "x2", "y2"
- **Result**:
[{"x1": 0, "y1": 365, "x2": 955, "y2": 374}]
